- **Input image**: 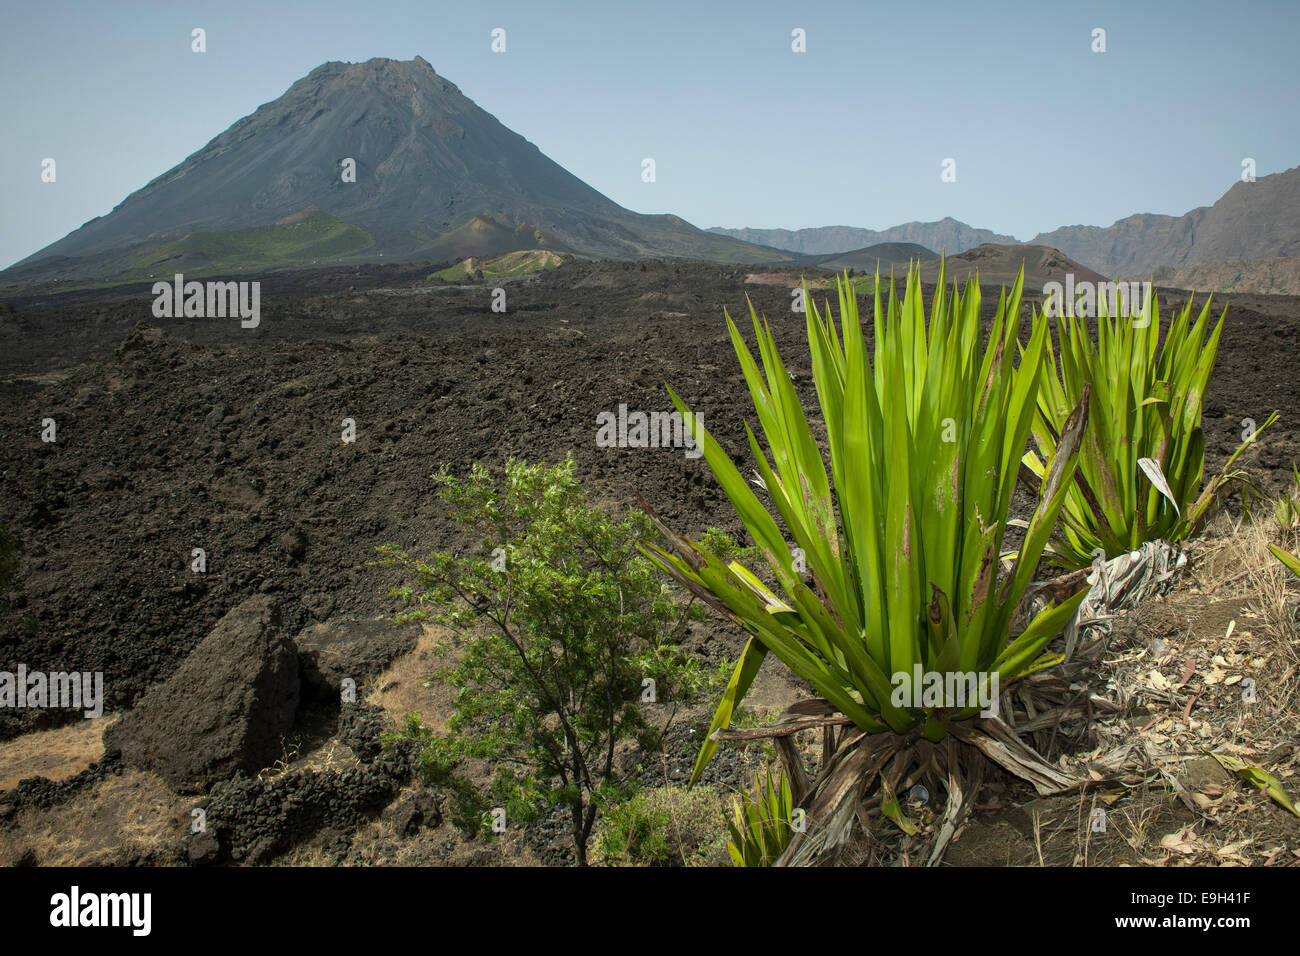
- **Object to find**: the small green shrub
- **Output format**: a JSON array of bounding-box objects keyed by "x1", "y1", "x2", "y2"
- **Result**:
[
  {"x1": 591, "y1": 785, "x2": 730, "y2": 866},
  {"x1": 377, "y1": 456, "x2": 733, "y2": 865},
  {"x1": 1273, "y1": 463, "x2": 1300, "y2": 531}
]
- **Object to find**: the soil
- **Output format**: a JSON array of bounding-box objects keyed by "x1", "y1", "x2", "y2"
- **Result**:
[{"x1": 1, "y1": 258, "x2": 1298, "y2": 865}]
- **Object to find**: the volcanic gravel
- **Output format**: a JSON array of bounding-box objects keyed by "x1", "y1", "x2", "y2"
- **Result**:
[{"x1": 0, "y1": 259, "x2": 1296, "y2": 744}]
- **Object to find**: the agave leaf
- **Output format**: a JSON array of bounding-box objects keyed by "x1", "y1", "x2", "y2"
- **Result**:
[
  {"x1": 1184, "y1": 411, "x2": 1279, "y2": 535},
  {"x1": 688, "y1": 637, "x2": 768, "y2": 788},
  {"x1": 880, "y1": 775, "x2": 920, "y2": 835},
  {"x1": 1209, "y1": 752, "x2": 1300, "y2": 819},
  {"x1": 728, "y1": 561, "x2": 796, "y2": 614},
  {"x1": 1137, "y1": 457, "x2": 1180, "y2": 515}
]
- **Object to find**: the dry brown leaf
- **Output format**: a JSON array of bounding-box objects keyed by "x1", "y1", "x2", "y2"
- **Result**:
[{"x1": 1159, "y1": 827, "x2": 1198, "y2": 853}]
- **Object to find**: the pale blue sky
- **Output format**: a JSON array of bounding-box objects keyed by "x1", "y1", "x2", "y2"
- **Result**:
[{"x1": 2, "y1": 0, "x2": 1297, "y2": 267}]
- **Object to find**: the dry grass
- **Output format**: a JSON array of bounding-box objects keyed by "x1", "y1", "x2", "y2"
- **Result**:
[
  {"x1": 367, "y1": 623, "x2": 456, "y2": 732},
  {"x1": 273, "y1": 803, "x2": 544, "y2": 867},
  {"x1": 0, "y1": 769, "x2": 186, "y2": 866},
  {"x1": 1193, "y1": 512, "x2": 1300, "y2": 734},
  {"x1": 937, "y1": 507, "x2": 1300, "y2": 868},
  {"x1": 0, "y1": 717, "x2": 112, "y2": 791}
]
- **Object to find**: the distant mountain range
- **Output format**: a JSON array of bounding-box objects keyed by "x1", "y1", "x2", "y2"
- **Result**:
[
  {"x1": 799, "y1": 241, "x2": 1103, "y2": 292},
  {"x1": 713, "y1": 167, "x2": 1300, "y2": 280},
  {"x1": 5, "y1": 57, "x2": 787, "y2": 286},
  {"x1": 709, "y1": 219, "x2": 1018, "y2": 257},
  {"x1": 1029, "y1": 167, "x2": 1300, "y2": 276},
  {"x1": 907, "y1": 243, "x2": 1106, "y2": 291},
  {"x1": 814, "y1": 242, "x2": 938, "y2": 272},
  {"x1": 1130, "y1": 256, "x2": 1300, "y2": 296}
]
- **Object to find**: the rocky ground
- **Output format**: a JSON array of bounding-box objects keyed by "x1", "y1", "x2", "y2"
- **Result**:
[{"x1": 0, "y1": 258, "x2": 1297, "y2": 866}]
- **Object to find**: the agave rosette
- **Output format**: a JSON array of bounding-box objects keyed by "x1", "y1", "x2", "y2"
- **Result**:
[
  {"x1": 726, "y1": 766, "x2": 795, "y2": 867},
  {"x1": 1026, "y1": 287, "x2": 1277, "y2": 569},
  {"x1": 641, "y1": 262, "x2": 1090, "y2": 784}
]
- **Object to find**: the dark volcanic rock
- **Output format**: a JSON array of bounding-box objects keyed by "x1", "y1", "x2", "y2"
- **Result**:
[
  {"x1": 294, "y1": 617, "x2": 418, "y2": 700},
  {"x1": 384, "y1": 788, "x2": 442, "y2": 836},
  {"x1": 184, "y1": 704, "x2": 415, "y2": 865},
  {"x1": 277, "y1": 528, "x2": 308, "y2": 563},
  {"x1": 0, "y1": 751, "x2": 123, "y2": 819},
  {"x1": 185, "y1": 830, "x2": 221, "y2": 866},
  {"x1": 337, "y1": 701, "x2": 390, "y2": 762},
  {"x1": 102, "y1": 596, "x2": 299, "y2": 793}
]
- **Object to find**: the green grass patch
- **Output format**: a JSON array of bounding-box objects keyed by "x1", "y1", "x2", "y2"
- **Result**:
[{"x1": 591, "y1": 785, "x2": 731, "y2": 866}]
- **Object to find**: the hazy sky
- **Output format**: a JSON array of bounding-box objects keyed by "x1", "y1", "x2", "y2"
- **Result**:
[{"x1": 2, "y1": 0, "x2": 1297, "y2": 268}]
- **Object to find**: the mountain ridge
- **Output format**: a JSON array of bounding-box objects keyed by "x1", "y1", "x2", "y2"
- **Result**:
[
  {"x1": 1030, "y1": 166, "x2": 1300, "y2": 275},
  {"x1": 714, "y1": 167, "x2": 1300, "y2": 278},
  {"x1": 709, "y1": 218, "x2": 1019, "y2": 257}
]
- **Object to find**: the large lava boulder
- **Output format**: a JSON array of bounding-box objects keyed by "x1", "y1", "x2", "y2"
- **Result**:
[{"x1": 103, "y1": 596, "x2": 299, "y2": 793}]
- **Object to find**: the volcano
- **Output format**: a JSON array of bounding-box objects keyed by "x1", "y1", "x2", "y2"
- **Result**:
[{"x1": 6, "y1": 57, "x2": 784, "y2": 285}]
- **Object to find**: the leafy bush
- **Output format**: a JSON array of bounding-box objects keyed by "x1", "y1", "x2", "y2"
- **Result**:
[{"x1": 377, "y1": 456, "x2": 727, "y2": 864}]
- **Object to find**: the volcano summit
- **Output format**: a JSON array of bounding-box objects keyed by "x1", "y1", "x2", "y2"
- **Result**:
[{"x1": 6, "y1": 57, "x2": 781, "y2": 285}]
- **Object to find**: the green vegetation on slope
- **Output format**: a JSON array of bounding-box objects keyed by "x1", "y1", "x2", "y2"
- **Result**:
[{"x1": 130, "y1": 210, "x2": 372, "y2": 275}]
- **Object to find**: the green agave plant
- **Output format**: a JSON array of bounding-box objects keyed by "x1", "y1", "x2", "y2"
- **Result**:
[
  {"x1": 641, "y1": 262, "x2": 1091, "y2": 786},
  {"x1": 1025, "y1": 288, "x2": 1277, "y2": 570},
  {"x1": 727, "y1": 765, "x2": 796, "y2": 867}
]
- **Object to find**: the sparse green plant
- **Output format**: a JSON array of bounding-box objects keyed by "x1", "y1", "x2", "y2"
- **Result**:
[{"x1": 1272, "y1": 463, "x2": 1300, "y2": 531}]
